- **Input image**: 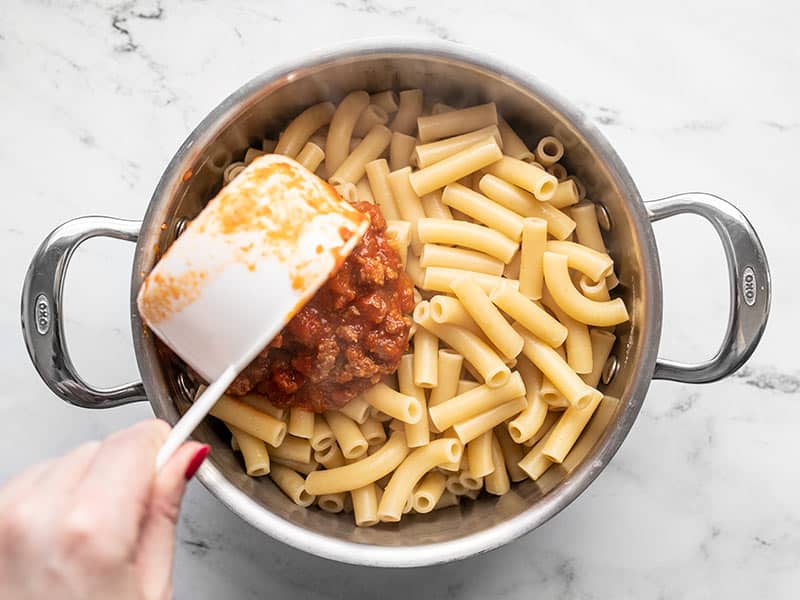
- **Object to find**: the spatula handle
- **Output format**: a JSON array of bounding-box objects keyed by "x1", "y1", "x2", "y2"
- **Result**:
[{"x1": 155, "y1": 365, "x2": 239, "y2": 470}]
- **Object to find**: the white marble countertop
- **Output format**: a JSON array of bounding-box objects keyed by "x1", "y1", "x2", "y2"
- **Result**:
[{"x1": 2, "y1": 0, "x2": 798, "y2": 597}]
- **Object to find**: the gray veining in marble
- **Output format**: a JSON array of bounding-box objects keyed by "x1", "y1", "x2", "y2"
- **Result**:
[{"x1": 1, "y1": 0, "x2": 798, "y2": 597}]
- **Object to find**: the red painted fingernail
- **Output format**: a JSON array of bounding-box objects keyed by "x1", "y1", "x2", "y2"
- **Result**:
[{"x1": 184, "y1": 445, "x2": 210, "y2": 480}]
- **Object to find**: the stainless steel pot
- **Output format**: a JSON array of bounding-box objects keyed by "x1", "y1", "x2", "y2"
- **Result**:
[{"x1": 20, "y1": 41, "x2": 770, "y2": 567}]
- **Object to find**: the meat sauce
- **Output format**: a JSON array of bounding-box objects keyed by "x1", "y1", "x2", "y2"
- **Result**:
[{"x1": 226, "y1": 202, "x2": 414, "y2": 411}]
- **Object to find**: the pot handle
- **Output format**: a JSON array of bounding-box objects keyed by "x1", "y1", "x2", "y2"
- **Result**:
[
  {"x1": 646, "y1": 192, "x2": 770, "y2": 383},
  {"x1": 21, "y1": 216, "x2": 148, "y2": 408}
]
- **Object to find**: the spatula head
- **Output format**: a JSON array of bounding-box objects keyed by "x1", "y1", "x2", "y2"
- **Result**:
[{"x1": 137, "y1": 154, "x2": 369, "y2": 382}]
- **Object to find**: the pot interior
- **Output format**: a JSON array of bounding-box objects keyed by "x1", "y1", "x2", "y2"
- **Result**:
[{"x1": 132, "y1": 48, "x2": 659, "y2": 556}]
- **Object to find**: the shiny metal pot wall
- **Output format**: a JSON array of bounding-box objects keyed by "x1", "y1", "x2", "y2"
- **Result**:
[{"x1": 21, "y1": 41, "x2": 771, "y2": 567}]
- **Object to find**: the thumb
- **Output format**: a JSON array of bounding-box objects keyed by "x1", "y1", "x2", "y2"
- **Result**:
[{"x1": 135, "y1": 441, "x2": 209, "y2": 600}]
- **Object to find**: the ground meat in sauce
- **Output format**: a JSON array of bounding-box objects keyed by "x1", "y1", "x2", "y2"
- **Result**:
[{"x1": 226, "y1": 202, "x2": 414, "y2": 411}]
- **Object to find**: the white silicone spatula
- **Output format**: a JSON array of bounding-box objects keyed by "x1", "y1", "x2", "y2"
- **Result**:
[{"x1": 137, "y1": 154, "x2": 368, "y2": 469}]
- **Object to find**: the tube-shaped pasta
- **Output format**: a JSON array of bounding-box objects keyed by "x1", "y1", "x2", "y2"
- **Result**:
[
  {"x1": 431, "y1": 102, "x2": 455, "y2": 114},
  {"x1": 549, "y1": 180, "x2": 579, "y2": 209},
  {"x1": 274, "y1": 101, "x2": 336, "y2": 158},
  {"x1": 504, "y1": 251, "x2": 521, "y2": 280},
  {"x1": 223, "y1": 162, "x2": 245, "y2": 184},
  {"x1": 417, "y1": 218, "x2": 518, "y2": 263},
  {"x1": 413, "y1": 125, "x2": 503, "y2": 168},
  {"x1": 507, "y1": 357, "x2": 548, "y2": 443},
  {"x1": 409, "y1": 138, "x2": 503, "y2": 197},
  {"x1": 441, "y1": 183, "x2": 524, "y2": 242},
  {"x1": 484, "y1": 434, "x2": 511, "y2": 495},
  {"x1": 479, "y1": 174, "x2": 575, "y2": 239},
  {"x1": 417, "y1": 102, "x2": 498, "y2": 143},
  {"x1": 581, "y1": 329, "x2": 617, "y2": 388},
  {"x1": 311, "y1": 415, "x2": 335, "y2": 451},
  {"x1": 547, "y1": 163, "x2": 568, "y2": 182},
  {"x1": 545, "y1": 241, "x2": 613, "y2": 282},
  {"x1": 420, "y1": 244, "x2": 503, "y2": 276},
  {"x1": 359, "y1": 417, "x2": 388, "y2": 447},
  {"x1": 516, "y1": 325, "x2": 602, "y2": 410},
  {"x1": 361, "y1": 382, "x2": 423, "y2": 424},
  {"x1": 270, "y1": 435, "x2": 312, "y2": 464},
  {"x1": 378, "y1": 438, "x2": 463, "y2": 522},
  {"x1": 353, "y1": 104, "x2": 389, "y2": 137},
  {"x1": 541, "y1": 334, "x2": 617, "y2": 464},
  {"x1": 457, "y1": 470, "x2": 483, "y2": 491},
  {"x1": 365, "y1": 159, "x2": 400, "y2": 220},
  {"x1": 428, "y1": 371, "x2": 525, "y2": 432},
  {"x1": 288, "y1": 408, "x2": 315, "y2": 440},
  {"x1": 351, "y1": 483, "x2": 380, "y2": 527},
  {"x1": 210, "y1": 395, "x2": 287, "y2": 447},
  {"x1": 497, "y1": 117, "x2": 534, "y2": 162},
  {"x1": 398, "y1": 355, "x2": 430, "y2": 448},
  {"x1": 324, "y1": 411, "x2": 369, "y2": 459},
  {"x1": 450, "y1": 276, "x2": 524, "y2": 361},
  {"x1": 452, "y1": 396, "x2": 527, "y2": 444},
  {"x1": 405, "y1": 252, "x2": 426, "y2": 288},
  {"x1": 339, "y1": 396, "x2": 371, "y2": 424},
  {"x1": 244, "y1": 147, "x2": 266, "y2": 165},
  {"x1": 272, "y1": 455, "x2": 319, "y2": 475},
  {"x1": 314, "y1": 443, "x2": 345, "y2": 469},
  {"x1": 386, "y1": 220, "x2": 411, "y2": 267},
  {"x1": 240, "y1": 393, "x2": 286, "y2": 420},
  {"x1": 269, "y1": 464, "x2": 315, "y2": 506},
  {"x1": 389, "y1": 132, "x2": 417, "y2": 171},
  {"x1": 571, "y1": 201, "x2": 620, "y2": 289},
  {"x1": 420, "y1": 190, "x2": 453, "y2": 220},
  {"x1": 542, "y1": 252, "x2": 629, "y2": 326},
  {"x1": 330, "y1": 125, "x2": 392, "y2": 185},
  {"x1": 355, "y1": 177, "x2": 375, "y2": 204},
  {"x1": 388, "y1": 167, "x2": 427, "y2": 254},
  {"x1": 580, "y1": 275, "x2": 611, "y2": 301},
  {"x1": 524, "y1": 411, "x2": 559, "y2": 447},
  {"x1": 262, "y1": 138, "x2": 278, "y2": 152},
  {"x1": 467, "y1": 430, "x2": 495, "y2": 478},
  {"x1": 318, "y1": 493, "x2": 346, "y2": 514},
  {"x1": 518, "y1": 437, "x2": 554, "y2": 481},
  {"x1": 541, "y1": 396, "x2": 603, "y2": 463},
  {"x1": 541, "y1": 289, "x2": 593, "y2": 374},
  {"x1": 484, "y1": 156, "x2": 558, "y2": 201},
  {"x1": 445, "y1": 472, "x2": 466, "y2": 494},
  {"x1": 494, "y1": 425, "x2": 528, "y2": 482},
  {"x1": 423, "y1": 266, "x2": 517, "y2": 295},
  {"x1": 490, "y1": 281, "x2": 567, "y2": 348},
  {"x1": 429, "y1": 295, "x2": 481, "y2": 335},
  {"x1": 412, "y1": 327, "x2": 438, "y2": 389},
  {"x1": 414, "y1": 303, "x2": 510, "y2": 388},
  {"x1": 540, "y1": 379, "x2": 569, "y2": 409},
  {"x1": 371, "y1": 90, "x2": 399, "y2": 113},
  {"x1": 295, "y1": 142, "x2": 325, "y2": 172},
  {"x1": 305, "y1": 432, "x2": 410, "y2": 495},
  {"x1": 457, "y1": 380, "x2": 480, "y2": 395},
  {"x1": 390, "y1": 89, "x2": 423, "y2": 135},
  {"x1": 412, "y1": 471, "x2": 447, "y2": 513},
  {"x1": 535, "y1": 136, "x2": 565, "y2": 166},
  {"x1": 428, "y1": 350, "x2": 464, "y2": 412},
  {"x1": 228, "y1": 425, "x2": 270, "y2": 476},
  {"x1": 518, "y1": 217, "x2": 547, "y2": 299},
  {"x1": 325, "y1": 91, "x2": 370, "y2": 176}
]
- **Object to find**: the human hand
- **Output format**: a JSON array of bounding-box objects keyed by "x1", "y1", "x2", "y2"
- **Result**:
[{"x1": 0, "y1": 419, "x2": 209, "y2": 600}]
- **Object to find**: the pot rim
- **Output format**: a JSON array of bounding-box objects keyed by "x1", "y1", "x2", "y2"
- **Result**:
[{"x1": 131, "y1": 38, "x2": 662, "y2": 567}]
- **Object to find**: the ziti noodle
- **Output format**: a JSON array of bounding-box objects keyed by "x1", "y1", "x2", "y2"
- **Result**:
[{"x1": 192, "y1": 90, "x2": 628, "y2": 526}]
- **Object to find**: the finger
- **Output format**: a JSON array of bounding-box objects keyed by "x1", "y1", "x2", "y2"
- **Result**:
[
  {"x1": 136, "y1": 441, "x2": 208, "y2": 600},
  {"x1": 71, "y1": 419, "x2": 170, "y2": 547},
  {"x1": 0, "y1": 459, "x2": 54, "y2": 513}
]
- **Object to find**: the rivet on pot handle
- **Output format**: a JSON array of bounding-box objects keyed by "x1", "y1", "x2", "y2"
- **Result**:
[
  {"x1": 21, "y1": 216, "x2": 147, "y2": 408},
  {"x1": 647, "y1": 192, "x2": 771, "y2": 383}
]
